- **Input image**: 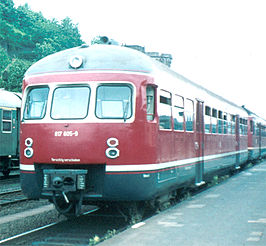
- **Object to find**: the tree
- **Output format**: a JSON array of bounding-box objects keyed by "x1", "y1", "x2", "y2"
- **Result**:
[
  {"x1": 0, "y1": 0, "x2": 84, "y2": 91},
  {"x1": 34, "y1": 38, "x2": 58, "y2": 60},
  {"x1": 1, "y1": 58, "x2": 32, "y2": 91},
  {"x1": 0, "y1": 47, "x2": 10, "y2": 89},
  {"x1": 0, "y1": 47, "x2": 10, "y2": 71}
]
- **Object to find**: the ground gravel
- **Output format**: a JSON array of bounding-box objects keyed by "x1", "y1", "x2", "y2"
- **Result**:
[{"x1": 0, "y1": 200, "x2": 65, "y2": 242}]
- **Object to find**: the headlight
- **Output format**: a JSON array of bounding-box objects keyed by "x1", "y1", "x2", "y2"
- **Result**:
[
  {"x1": 106, "y1": 137, "x2": 120, "y2": 159},
  {"x1": 24, "y1": 147, "x2": 34, "y2": 158},
  {"x1": 25, "y1": 137, "x2": 33, "y2": 147},
  {"x1": 24, "y1": 137, "x2": 34, "y2": 158},
  {"x1": 106, "y1": 147, "x2": 120, "y2": 159}
]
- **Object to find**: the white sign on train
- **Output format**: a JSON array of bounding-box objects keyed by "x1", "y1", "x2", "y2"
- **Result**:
[{"x1": 54, "y1": 131, "x2": 79, "y2": 137}]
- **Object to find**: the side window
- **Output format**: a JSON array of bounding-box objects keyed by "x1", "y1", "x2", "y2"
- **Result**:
[
  {"x1": 223, "y1": 113, "x2": 228, "y2": 134},
  {"x1": 263, "y1": 126, "x2": 266, "y2": 137},
  {"x1": 173, "y1": 95, "x2": 184, "y2": 131},
  {"x1": 218, "y1": 110, "x2": 223, "y2": 134},
  {"x1": 205, "y1": 106, "x2": 211, "y2": 133},
  {"x1": 159, "y1": 90, "x2": 172, "y2": 130},
  {"x1": 146, "y1": 86, "x2": 155, "y2": 121},
  {"x1": 2, "y1": 110, "x2": 12, "y2": 133},
  {"x1": 231, "y1": 115, "x2": 236, "y2": 134},
  {"x1": 239, "y1": 118, "x2": 247, "y2": 135},
  {"x1": 212, "y1": 108, "x2": 217, "y2": 133},
  {"x1": 185, "y1": 99, "x2": 194, "y2": 132},
  {"x1": 228, "y1": 115, "x2": 232, "y2": 134},
  {"x1": 256, "y1": 124, "x2": 260, "y2": 136},
  {"x1": 244, "y1": 119, "x2": 248, "y2": 135},
  {"x1": 250, "y1": 120, "x2": 254, "y2": 135}
]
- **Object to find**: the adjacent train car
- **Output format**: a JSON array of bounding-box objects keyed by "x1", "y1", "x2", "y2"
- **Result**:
[
  {"x1": 19, "y1": 44, "x2": 264, "y2": 217},
  {"x1": 243, "y1": 108, "x2": 266, "y2": 161},
  {"x1": 0, "y1": 89, "x2": 21, "y2": 177}
]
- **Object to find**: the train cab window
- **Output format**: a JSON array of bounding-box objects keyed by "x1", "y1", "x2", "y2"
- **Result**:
[
  {"x1": 24, "y1": 87, "x2": 49, "y2": 120},
  {"x1": 2, "y1": 110, "x2": 12, "y2": 133},
  {"x1": 96, "y1": 85, "x2": 132, "y2": 120},
  {"x1": 211, "y1": 109, "x2": 217, "y2": 133},
  {"x1": 51, "y1": 86, "x2": 90, "y2": 119},
  {"x1": 159, "y1": 90, "x2": 172, "y2": 130},
  {"x1": 205, "y1": 106, "x2": 211, "y2": 133},
  {"x1": 146, "y1": 86, "x2": 155, "y2": 121},
  {"x1": 185, "y1": 99, "x2": 194, "y2": 132},
  {"x1": 173, "y1": 95, "x2": 184, "y2": 131}
]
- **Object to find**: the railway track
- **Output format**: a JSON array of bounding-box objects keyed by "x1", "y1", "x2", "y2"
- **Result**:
[
  {"x1": 0, "y1": 189, "x2": 28, "y2": 206},
  {"x1": 0, "y1": 170, "x2": 20, "y2": 181},
  {"x1": 0, "y1": 175, "x2": 19, "y2": 181},
  {"x1": 0, "y1": 161, "x2": 262, "y2": 245}
]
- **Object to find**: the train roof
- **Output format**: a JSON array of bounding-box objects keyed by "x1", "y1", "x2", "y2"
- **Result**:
[
  {"x1": 0, "y1": 89, "x2": 21, "y2": 108},
  {"x1": 25, "y1": 45, "x2": 154, "y2": 77},
  {"x1": 242, "y1": 106, "x2": 266, "y2": 125}
]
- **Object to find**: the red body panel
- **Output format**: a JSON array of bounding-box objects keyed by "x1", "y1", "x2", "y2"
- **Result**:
[
  {"x1": 20, "y1": 122, "x2": 160, "y2": 166},
  {"x1": 21, "y1": 73, "x2": 162, "y2": 168}
]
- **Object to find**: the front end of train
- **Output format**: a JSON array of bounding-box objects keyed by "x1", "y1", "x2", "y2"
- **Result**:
[{"x1": 20, "y1": 44, "x2": 158, "y2": 216}]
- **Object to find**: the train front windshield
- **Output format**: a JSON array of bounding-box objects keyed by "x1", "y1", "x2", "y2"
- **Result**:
[
  {"x1": 95, "y1": 85, "x2": 132, "y2": 119},
  {"x1": 51, "y1": 87, "x2": 90, "y2": 119},
  {"x1": 23, "y1": 84, "x2": 133, "y2": 121}
]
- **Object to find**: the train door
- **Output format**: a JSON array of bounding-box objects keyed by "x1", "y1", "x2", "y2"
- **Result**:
[
  {"x1": 195, "y1": 99, "x2": 205, "y2": 186},
  {"x1": 258, "y1": 123, "x2": 262, "y2": 158},
  {"x1": 16, "y1": 108, "x2": 20, "y2": 157},
  {"x1": 235, "y1": 115, "x2": 240, "y2": 169}
]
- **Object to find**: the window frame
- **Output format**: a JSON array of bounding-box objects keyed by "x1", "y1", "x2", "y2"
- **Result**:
[
  {"x1": 23, "y1": 86, "x2": 50, "y2": 120},
  {"x1": 95, "y1": 84, "x2": 133, "y2": 120},
  {"x1": 211, "y1": 108, "x2": 218, "y2": 134},
  {"x1": 158, "y1": 90, "x2": 172, "y2": 130},
  {"x1": 173, "y1": 94, "x2": 184, "y2": 131},
  {"x1": 184, "y1": 98, "x2": 194, "y2": 132},
  {"x1": 51, "y1": 85, "x2": 91, "y2": 120},
  {"x1": 2, "y1": 109, "x2": 12, "y2": 133},
  {"x1": 204, "y1": 106, "x2": 211, "y2": 134},
  {"x1": 146, "y1": 85, "x2": 156, "y2": 121}
]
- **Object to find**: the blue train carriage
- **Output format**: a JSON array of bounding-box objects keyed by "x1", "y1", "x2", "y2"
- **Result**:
[{"x1": 0, "y1": 89, "x2": 21, "y2": 177}]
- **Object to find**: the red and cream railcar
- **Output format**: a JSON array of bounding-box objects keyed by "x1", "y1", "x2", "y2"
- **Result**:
[
  {"x1": 20, "y1": 44, "x2": 251, "y2": 216},
  {"x1": 245, "y1": 110, "x2": 266, "y2": 161}
]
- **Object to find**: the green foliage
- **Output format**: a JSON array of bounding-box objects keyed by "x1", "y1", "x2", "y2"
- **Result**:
[
  {"x1": 0, "y1": 0, "x2": 84, "y2": 92},
  {"x1": 0, "y1": 47, "x2": 10, "y2": 71},
  {"x1": 0, "y1": 58, "x2": 31, "y2": 91}
]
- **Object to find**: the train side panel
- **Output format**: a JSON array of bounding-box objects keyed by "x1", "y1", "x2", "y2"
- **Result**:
[{"x1": 0, "y1": 90, "x2": 21, "y2": 176}]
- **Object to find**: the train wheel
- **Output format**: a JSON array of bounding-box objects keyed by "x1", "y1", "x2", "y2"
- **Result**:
[
  {"x1": 1, "y1": 158, "x2": 11, "y2": 178},
  {"x1": 116, "y1": 202, "x2": 145, "y2": 224},
  {"x1": 129, "y1": 202, "x2": 145, "y2": 224}
]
